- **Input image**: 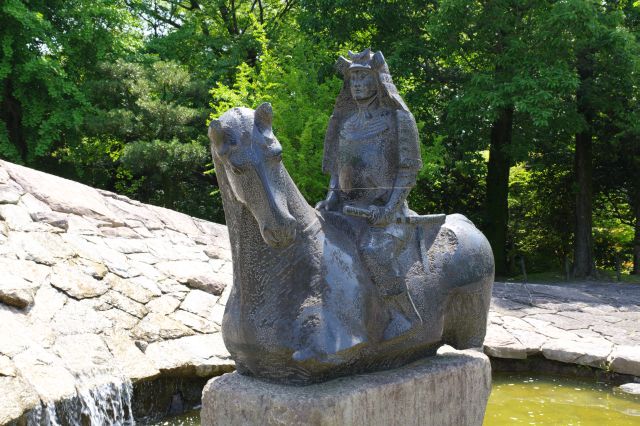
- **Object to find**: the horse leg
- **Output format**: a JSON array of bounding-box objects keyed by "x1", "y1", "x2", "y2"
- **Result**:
[{"x1": 441, "y1": 277, "x2": 493, "y2": 349}]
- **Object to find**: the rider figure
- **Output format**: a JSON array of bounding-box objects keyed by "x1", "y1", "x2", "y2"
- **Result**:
[{"x1": 317, "y1": 49, "x2": 423, "y2": 333}]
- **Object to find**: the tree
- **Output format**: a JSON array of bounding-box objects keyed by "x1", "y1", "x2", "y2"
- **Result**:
[
  {"x1": 428, "y1": 0, "x2": 579, "y2": 276},
  {"x1": 543, "y1": 0, "x2": 639, "y2": 278},
  {"x1": 209, "y1": 24, "x2": 342, "y2": 203},
  {"x1": 59, "y1": 57, "x2": 221, "y2": 220},
  {"x1": 0, "y1": 0, "x2": 138, "y2": 168}
]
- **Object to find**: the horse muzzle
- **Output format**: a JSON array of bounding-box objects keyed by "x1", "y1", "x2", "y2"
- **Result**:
[{"x1": 261, "y1": 220, "x2": 297, "y2": 248}]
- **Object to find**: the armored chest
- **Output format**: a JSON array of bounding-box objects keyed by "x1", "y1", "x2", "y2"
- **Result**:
[{"x1": 337, "y1": 111, "x2": 397, "y2": 205}]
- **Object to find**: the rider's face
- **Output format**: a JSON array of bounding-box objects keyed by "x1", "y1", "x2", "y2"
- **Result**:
[{"x1": 350, "y1": 69, "x2": 376, "y2": 101}]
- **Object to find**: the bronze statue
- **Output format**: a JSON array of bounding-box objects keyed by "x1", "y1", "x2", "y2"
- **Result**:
[
  {"x1": 208, "y1": 49, "x2": 494, "y2": 385},
  {"x1": 318, "y1": 49, "x2": 427, "y2": 335}
]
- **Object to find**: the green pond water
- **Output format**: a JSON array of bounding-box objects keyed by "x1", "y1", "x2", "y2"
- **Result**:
[{"x1": 149, "y1": 373, "x2": 640, "y2": 426}]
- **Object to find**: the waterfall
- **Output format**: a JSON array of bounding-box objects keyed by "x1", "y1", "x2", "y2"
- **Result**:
[{"x1": 27, "y1": 377, "x2": 135, "y2": 425}]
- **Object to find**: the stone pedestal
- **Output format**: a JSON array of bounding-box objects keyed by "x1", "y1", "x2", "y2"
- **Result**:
[{"x1": 201, "y1": 347, "x2": 491, "y2": 426}]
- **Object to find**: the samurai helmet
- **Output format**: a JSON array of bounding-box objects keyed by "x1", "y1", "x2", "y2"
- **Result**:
[{"x1": 336, "y1": 48, "x2": 390, "y2": 76}]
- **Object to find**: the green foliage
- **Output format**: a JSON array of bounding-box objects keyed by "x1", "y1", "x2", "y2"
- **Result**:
[
  {"x1": 1, "y1": 0, "x2": 639, "y2": 275},
  {"x1": 117, "y1": 139, "x2": 221, "y2": 220},
  {"x1": 210, "y1": 25, "x2": 341, "y2": 203},
  {"x1": 0, "y1": 0, "x2": 139, "y2": 165},
  {"x1": 508, "y1": 162, "x2": 573, "y2": 272}
]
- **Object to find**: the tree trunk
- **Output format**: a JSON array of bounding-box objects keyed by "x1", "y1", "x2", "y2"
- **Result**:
[
  {"x1": 573, "y1": 52, "x2": 595, "y2": 279},
  {"x1": 485, "y1": 106, "x2": 514, "y2": 277},
  {"x1": 633, "y1": 187, "x2": 640, "y2": 275},
  {"x1": 1, "y1": 78, "x2": 27, "y2": 162}
]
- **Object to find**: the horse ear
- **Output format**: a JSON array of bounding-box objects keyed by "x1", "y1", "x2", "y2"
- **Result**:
[
  {"x1": 208, "y1": 119, "x2": 227, "y2": 156},
  {"x1": 255, "y1": 102, "x2": 273, "y2": 132}
]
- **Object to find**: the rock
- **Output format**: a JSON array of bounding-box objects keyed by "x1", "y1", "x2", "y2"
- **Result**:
[
  {"x1": 126, "y1": 252, "x2": 159, "y2": 265},
  {"x1": 145, "y1": 333, "x2": 232, "y2": 376},
  {"x1": 541, "y1": 338, "x2": 612, "y2": 368},
  {"x1": 50, "y1": 264, "x2": 110, "y2": 299},
  {"x1": 97, "y1": 245, "x2": 138, "y2": 278},
  {"x1": 104, "y1": 333, "x2": 160, "y2": 382},
  {"x1": 53, "y1": 334, "x2": 114, "y2": 377},
  {"x1": 29, "y1": 284, "x2": 68, "y2": 323},
  {"x1": 30, "y1": 210, "x2": 69, "y2": 230},
  {"x1": 146, "y1": 294, "x2": 181, "y2": 315},
  {"x1": 129, "y1": 275, "x2": 162, "y2": 297},
  {"x1": 19, "y1": 192, "x2": 52, "y2": 215},
  {"x1": 106, "y1": 273, "x2": 155, "y2": 304},
  {"x1": 0, "y1": 275, "x2": 38, "y2": 309},
  {"x1": 0, "y1": 204, "x2": 33, "y2": 230},
  {"x1": 210, "y1": 304, "x2": 226, "y2": 326},
  {"x1": 179, "y1": 289, "x2": 219, "y2": 318},
  {"x1": 0, "y1": 183, "x2": 22, "y2": 204},
  {"x1": 74, "y1": 257, "x2": 108, "y2": 279},
  {"x1": 508, "y1": 328, "x2": 546, "y2": 356},
  {"x1": 608, "y1": 345, "x2": 640, "y2": 376},
  {"x1": 3, "y1": 160, "x2": 116, "y2": 221},
  {"x1": 104, "y1": 237, "x2": 148, "y2": 254},
  {"x1": 0, "y1": 376, "x2": 40, "y2": 425},
  {"x1": 0, "y1": 259, "x2": 49, "y2": 284},
  {"x1": 9, "y1": 231, "x2": 70, "y2": 265},
  {"x1": 131, "y1": 313, "x2": 195, "y2": 343},
  {"x1": 147, "y1": 204, "x2": 201, "y2": 236},
  {"x1": 101, "y1": 290, "x2": 148, "y2": 319},
  {"x1": 12, "y1": 346, "x2": 78, "y2": 403},
  {"x1": 171, "y1": 309, "x2": 220, "y2": 333},
  {"x1": 156, "y1": 260, "x2": 226, "y2": 295},
  {"x1": 0, "y1": 166, "x2": 10, "y2": 183},
  {"x1": 101, "y1": 226, "x2": 143, "y2": 239},
  {"x1": 0, "y1": 355, "x2": 16, "y2": 377},
  {"x1": 0, "y1": 308, "x2": 34, "y2": 357},
  {"x1": 157, "y1": 279, "x2": 191, "y2": 294},
  {"x1": 188, "y1": 274, "x2": 228, "y2": 296},
  {"x1": 618, "y1": 383, "x2": 640, "y2": 395},
  {"x1": 51, "y1": 299, "x2": 112, "y2": 335},
  {"x1": 201, "y1": 348, "x2": 490, "y2": 426},
  {"x1": 102, "y1": 308, "x2": 140, "y2": 331},
  {"x1": 101, "y1": 196, "x2": 164, "y2": 231},
  {"x1": 66, "y1": 215, "x2": 101, "y2": 234},
  {"x1": 203, "y1": 245, "x2": 231, "y2": 260},
  {"x1": 483, "y1": 325, "x2": 527, "y2": 359}
]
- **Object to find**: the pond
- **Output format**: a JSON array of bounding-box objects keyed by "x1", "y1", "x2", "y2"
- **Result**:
[
  {"x1": 485, "y1": 372, "x2": 640, "y2": 425},
  {"x1": 148, "y1": 373, "x2": 640, "y2": 426}
]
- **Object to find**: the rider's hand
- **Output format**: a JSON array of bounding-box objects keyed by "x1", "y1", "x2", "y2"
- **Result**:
[
  {"x1": 315, "y1": 191, "x2": 339, "y2": 211},
  {"x1": 368, "y1": 205, "x2": 395, "y2": 226}
]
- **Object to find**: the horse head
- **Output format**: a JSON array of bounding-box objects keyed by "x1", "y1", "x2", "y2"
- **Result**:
[{"x1": 208, "y1": 103, "x2": 297, "y2": 248}]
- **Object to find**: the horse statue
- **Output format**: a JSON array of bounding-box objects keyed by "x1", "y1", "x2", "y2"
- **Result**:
[{"x1": 208, "y1": 103, "x2": 494, "y2": 385}]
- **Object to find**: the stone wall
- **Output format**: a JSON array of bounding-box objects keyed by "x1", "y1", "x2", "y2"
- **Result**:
[
  {"x1": 2, "y1": 159, "x2": 639, "y2": 423},
  {"x1": 0, "y1": 160, "x2": 234, "y2": 424}
]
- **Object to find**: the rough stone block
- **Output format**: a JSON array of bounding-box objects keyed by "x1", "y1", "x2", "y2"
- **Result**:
[
  {"x1": 608, "y1": 345, "x2": 640, "y2": 376},
  {"x1": 201, "y1": 348, "x2": 490, "y2": 426}
]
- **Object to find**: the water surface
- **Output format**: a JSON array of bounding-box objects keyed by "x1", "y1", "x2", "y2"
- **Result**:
[
  {"x1": 150, "y1": 373, "x2": 640, "y2": 425},
  {"x1": 485, "y1": 372, "x2": 640, "y2": 425}
]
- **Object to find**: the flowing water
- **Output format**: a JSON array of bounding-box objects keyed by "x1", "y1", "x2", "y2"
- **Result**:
[
  {"x1": 27, "y1": 377, "x2": 135, "y2": 425},
  {"x1": 148, "y1": 373, "x2": 640, "y2": 426}
]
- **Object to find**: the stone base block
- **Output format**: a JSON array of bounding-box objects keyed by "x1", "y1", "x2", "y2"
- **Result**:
[{"x1": 201, "y1": 347, "x2": 491, "y2": 426}]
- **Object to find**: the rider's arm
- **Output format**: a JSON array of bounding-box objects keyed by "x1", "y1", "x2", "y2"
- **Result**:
[{"x1": 370, "y1": 110, "x2": 422, "y2": 224}]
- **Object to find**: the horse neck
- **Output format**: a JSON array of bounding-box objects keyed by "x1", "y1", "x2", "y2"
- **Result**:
[
  {"x1": 281, "y1": 167, "x2": 318, "y2": 233},
  {"x1": 217, "y1": 163, "x2": 317, "y2": 281}
]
